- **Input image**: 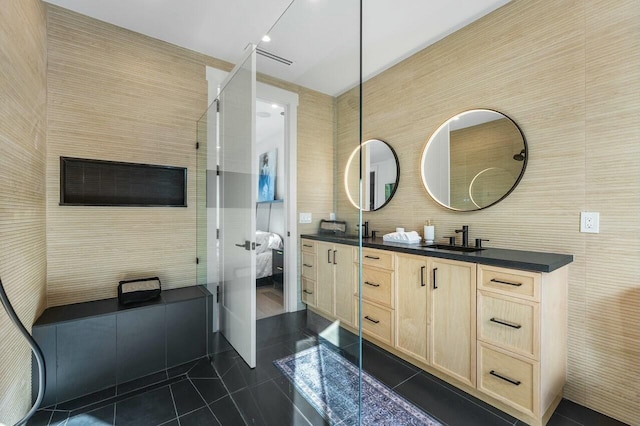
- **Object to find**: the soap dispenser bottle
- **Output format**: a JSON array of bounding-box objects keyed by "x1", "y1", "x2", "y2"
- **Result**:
[{"x1": 424, "y1": 220, "x2": 435, "y2": 244}]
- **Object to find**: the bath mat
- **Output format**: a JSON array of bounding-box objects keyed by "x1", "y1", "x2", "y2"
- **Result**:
[{"x1": 274, "y1": 344, "x2": 442, "y2": 425}]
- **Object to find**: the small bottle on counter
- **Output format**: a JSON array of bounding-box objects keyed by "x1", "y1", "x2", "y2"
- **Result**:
[{"x1": 424, "y1": 220, "x2": 435, "y2": 244}]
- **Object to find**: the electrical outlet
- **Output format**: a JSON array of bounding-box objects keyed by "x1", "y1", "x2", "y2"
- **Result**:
[
  {"x1": 580, "y1": 212, "x2": 600, "y2": 233},
  {"x1": 299, "y1": 212, "x2": 312, "y2": 224}
]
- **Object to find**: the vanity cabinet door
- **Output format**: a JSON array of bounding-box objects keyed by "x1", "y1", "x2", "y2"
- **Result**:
[
  {"x1": 316, "y1": 241, "x2": 335, "y2": 316},
  {"x1": 334, "y1": 245, "x2": 354, "y2": 326},
  {"x1": 395, "y1": 254, "x2": 429, "y2": 364},
  {"x1": 429, "y1": 258, "x2": 477, "y2": 387}
]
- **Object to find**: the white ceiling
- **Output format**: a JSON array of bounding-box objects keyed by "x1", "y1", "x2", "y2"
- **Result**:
[
  {"x1": 43, "y1": 0, "x2": 510, "y2": 96},
  {"x1": 256, "y1": 99, "x2": 285, "y2": 144}
]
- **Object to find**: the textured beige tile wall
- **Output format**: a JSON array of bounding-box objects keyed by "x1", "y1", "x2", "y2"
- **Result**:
[
  {"x1": 337, "y1": 0, "x2": 639, "y2": 423},
  {"x1": 0, "y1": 0, "x2": 48, "y2": 424},
  {"x1": 45, "y1": 6, "x2": 230, "y2": 306}
]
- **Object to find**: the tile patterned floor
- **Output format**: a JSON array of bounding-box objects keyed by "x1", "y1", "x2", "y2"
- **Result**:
[{"x1": 28, "y1": 310, "x2": 629, "y2": 426}]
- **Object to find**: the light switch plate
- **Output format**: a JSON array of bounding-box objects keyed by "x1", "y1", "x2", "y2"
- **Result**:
[
  {"x1": 580, "y1": 212, "x2": 599, "y2": 233},
  {"x1": 299, "y1": 212, "x2": 312, "y2": 224}
]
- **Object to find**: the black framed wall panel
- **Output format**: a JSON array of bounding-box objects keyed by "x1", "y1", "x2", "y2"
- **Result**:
[{"x1": 60, "y1": 157, "x2": 187, "y2": 207}]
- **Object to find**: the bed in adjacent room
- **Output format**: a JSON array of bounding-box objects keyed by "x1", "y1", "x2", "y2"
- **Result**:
[
  {"x1": 255, "y1": 201, "x2": 285, "y2": 288},
  {"x1": 255, "y1": 230, "x2": 283, "y2": 285}
]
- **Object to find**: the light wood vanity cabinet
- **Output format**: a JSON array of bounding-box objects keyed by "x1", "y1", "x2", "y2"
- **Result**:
[
  {"x1": 429, "y1": 258, "x2": 477, "y2": 388},
  {"x1": 395, "y1": 255, "x2": 476, "y2": 387},
  {"x1": 476, "y1": 264, "x2": 567, "y2": 422},
  {"x1": 356, "y1": 248, "x2": 395, "y2": 345},
  {"x1": 301, "y1": 238, "x2": 568, "y2": 426},
  {"x1": 302, "y1": 239, "x2": 354, "y2": 325},
  {"x1": 395, "y1": 254, "x2": 429, "y2": 364},
  {"x1": 300, "y1": 239, "x2": 317, "y2": 307}
]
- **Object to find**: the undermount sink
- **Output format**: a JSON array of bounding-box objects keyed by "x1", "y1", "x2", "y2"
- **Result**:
[{"x1": 420, "y1": 244, "x2": 484, "y2": 252}]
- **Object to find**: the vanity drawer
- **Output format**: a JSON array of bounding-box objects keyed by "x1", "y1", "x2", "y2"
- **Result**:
[
  {"x1": 477, "y1": 343, "x2": 538, "y2": 416},
  {"x1": 301, "y1": 239, "x2": 317, "y2": 254},
  {"x1": 301, "y1": 277, "x2": 316, "y2": 307},
  {"x1": 301, "y1": 252, "x2": 316, "y2": 280},
  {"x1": 478, "y1": 292, "x2": 538, "y2": 359},
  {"x1": 361, "y1": 301, "x2": 393, "y2": 346},
  {"x1": 361, "y1": 267, "x2": 394, "y2": 308},
  {"x1": 478, "y1": 265, "x2": 540, "y2": 302},
  {"x1": 358, "y1": 248, "x2": 394, "y2": 270}
]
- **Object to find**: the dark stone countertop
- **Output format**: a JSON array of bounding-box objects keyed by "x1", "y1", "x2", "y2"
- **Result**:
[
  {"x1": 301, "y1": 234, "x2": 573, "y2": 273},
  {"x1": 34, "y1": 285, "x2": 212, "y2": 327}
]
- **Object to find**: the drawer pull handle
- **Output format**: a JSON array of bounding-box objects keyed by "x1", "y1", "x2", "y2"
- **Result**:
[
  {"x1": 276, "y1": 251, "x2": 283, "y2": 255},
  {"x1": 490, "y1": 278, "x2": 522, "y2": 287},
  {"x1": 303, "y1": 244, "x2": 313, "y2": 248},
  {"x1": 490, "y1": 317, "x2": 522, "y2": 329},
  {"x1": 364, "y1": 281, "x2": 380, "y2": 287},
  {"x1": 420, "y1": 266, "x2": 426, "y2": 287},
  {"x1": 365, "y1": 255, "x2": 380, "y2": 260},
  {"x1": 433, "y1": 267, "x2": 438, "y2": 289},
  {"x1": 276, "y1": 267, "x2": 283, "y2": 271},
  {"x1": 489, "y1": 370, "x2": 521, "y2": 386},
  {"x1": 303, "y1": 263, "x2": 313, "y2": 268},
  {"x1": 364, "y1": 316, "x2": 380, "y2": 324},
  {"x1": 303, "y1": 290, "x2": 313, "y2": 295}
]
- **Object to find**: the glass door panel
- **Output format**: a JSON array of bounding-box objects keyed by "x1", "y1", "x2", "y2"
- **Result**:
[{"x1": 218, "y1": 48, "x2": 257, "y2": 368}]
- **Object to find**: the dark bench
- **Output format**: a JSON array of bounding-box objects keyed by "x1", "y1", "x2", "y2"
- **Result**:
[{"x1": 32, "y1": 285, "x2": 213, "y2": 406}]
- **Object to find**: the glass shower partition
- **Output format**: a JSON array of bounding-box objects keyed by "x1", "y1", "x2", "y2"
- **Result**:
[{"x1": 255, "y1": 0, "x2": 365, "y2": 424}]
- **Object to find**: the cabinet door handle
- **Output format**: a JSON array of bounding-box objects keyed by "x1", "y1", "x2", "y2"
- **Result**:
[
  {"x1": 303, "y1": 263, "x2": 313, "y2": 268},
  {"x1": 327, "y1": 249, "x2": 332, "y2": 264},
  {"x1": 303, "y1": 290, "x2": 313, "y2": 295},
  {"x1": 433, "y1": 267, "x2": 438, "y2": 289},
  {"x1": 364, "y1": 316, "x2": 380, "y2": 324},
  {"x1": 490, "y1": 278, "x2": 522, "y2": 287},
  {"x1": 303, "y1": 244, "x2": 313, "y2": 248},
  {"x1": 365, "y1": 255, "x2": 380, "y2": 260},
  {"x1": 364, "y1": 281, "x2": 380, "y2": 287},
  {"x1": 489, "y1": 370, "x2": 521, "y2": 386},
  {"x1": 333, "y1": 250, "x2": 337, "y2": 265},
  {"x1": 276, "y1": 266, "x2": 283, "y2": 271},
  {"x1": 276, "y1": 250, "x2": 283, "y2": 255},
  {"x1": 420, "y1": 266, "x2": 426, "y2": 287},
  {"x1": 490, "y1": 317, "x2": 522, "y2": 329}
]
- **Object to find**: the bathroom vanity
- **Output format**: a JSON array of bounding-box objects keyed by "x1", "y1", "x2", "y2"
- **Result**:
[{"x1": 300, "y1": 234, "x2": 572, "y2": 426}]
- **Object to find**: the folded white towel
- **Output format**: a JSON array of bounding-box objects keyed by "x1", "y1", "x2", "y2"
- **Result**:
[{"x1": 383, "y1": 231, "x2": 421, "y2": 244}]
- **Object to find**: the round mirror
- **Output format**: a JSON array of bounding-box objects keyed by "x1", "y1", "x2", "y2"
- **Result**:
[
  {"x1": 420, "y1": 109, "x2": 527, "y2": 211},
  {"x1": 345, "y1": 139, "x2": 400, "y2": 211}
]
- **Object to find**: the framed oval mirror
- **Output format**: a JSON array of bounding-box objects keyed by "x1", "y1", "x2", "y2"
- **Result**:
[
  {"x1": 420, "y1": 109, "x2": 527, "y2": 211},
  {"x1": 345, "y1": 139, "x2": 400, "y2": 211}
]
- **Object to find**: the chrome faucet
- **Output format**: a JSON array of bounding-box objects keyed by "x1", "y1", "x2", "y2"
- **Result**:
[{"x1": 455, "y1": 225, "x2": 469, "y2": 247}]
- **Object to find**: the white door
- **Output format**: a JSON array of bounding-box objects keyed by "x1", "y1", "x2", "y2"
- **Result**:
[{"x1": 219, "y1": 48, "x2": 257, "y2": 368}]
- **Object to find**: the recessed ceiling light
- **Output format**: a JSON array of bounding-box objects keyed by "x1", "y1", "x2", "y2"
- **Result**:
[
  {"x1": 261, "y1": 35, "x2": 271, "y2": 42},
  {"x1": 271, "y1": 103, "x2": 279, "y2": 109}
]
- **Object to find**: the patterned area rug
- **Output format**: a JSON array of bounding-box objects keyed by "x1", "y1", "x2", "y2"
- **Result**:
[{"x1": 274, "y1": 345, "x2": 442, "y2": 425}]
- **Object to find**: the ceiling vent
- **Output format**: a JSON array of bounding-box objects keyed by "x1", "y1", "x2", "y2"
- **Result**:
[{"x1": 256, "y1": 48, "x2": 293, "y2": 66}]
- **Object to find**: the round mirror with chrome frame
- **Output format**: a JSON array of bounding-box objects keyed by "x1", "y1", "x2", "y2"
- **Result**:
[
  {"x1": 345, "y1": 139, "x2": 400, "y2": 211},
  {"x1": 420, "y1": 109, "x2": 527, "y2": 211}
]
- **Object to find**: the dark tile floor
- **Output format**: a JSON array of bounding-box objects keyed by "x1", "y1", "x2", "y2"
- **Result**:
[{"x1": 28, "y1": 310, "x2": 628, "y2": 426}]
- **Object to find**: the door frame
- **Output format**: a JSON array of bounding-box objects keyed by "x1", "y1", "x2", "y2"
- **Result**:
[{"x1": 256, "y1": 82, "x2": 299, "y2": 313}]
